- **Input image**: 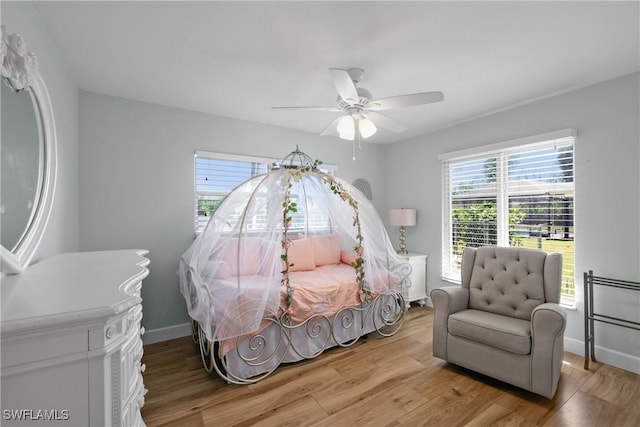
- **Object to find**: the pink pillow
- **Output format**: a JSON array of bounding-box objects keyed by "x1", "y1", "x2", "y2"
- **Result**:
[
  {"x1": 213, "y1": 261, "x2": 231, "y2": 279},
  {"x1": 223, "y1": 237, "x2": 262, "y2": 276},
  {"x1": 286, "y1": 238, "x2": 315, "y2": 272},
  {"x1": 341, "y1": 250, "x2": 358, "y2": 266},
  {"x1": 312, "y1": 234, "x2": 342, "y2": 266}
]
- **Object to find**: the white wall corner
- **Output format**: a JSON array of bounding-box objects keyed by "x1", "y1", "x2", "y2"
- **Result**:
[
  {"x1": 143, "y1": 322, "x2": 192, "y2": 345},
  {"x1": 564, "y1": 336, "x2": 640, "y2": 375}
]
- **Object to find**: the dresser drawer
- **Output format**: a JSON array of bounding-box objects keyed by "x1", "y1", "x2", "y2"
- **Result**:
[{"x1": 1, "y1": 329, "x2": 87, "y2": 369}]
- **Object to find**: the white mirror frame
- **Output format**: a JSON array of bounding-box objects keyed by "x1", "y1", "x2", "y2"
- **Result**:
[{"x1": 1, "y1": 28, "x2": 57, "y2": 274}]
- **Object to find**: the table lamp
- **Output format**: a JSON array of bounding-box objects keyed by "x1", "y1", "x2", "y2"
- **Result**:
[{"x1": 389, "y1": 208, "x2": 417, "y2": 255}]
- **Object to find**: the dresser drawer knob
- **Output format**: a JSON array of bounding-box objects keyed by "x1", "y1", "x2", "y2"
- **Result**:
[{"x1": 140, "y1": 326, "x2": 145, "y2": 336}]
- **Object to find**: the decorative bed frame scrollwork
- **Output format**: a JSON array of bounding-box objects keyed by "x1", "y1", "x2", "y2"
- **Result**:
[{"x1": 191, "y1": 279, "x2": 408, "y2": 385}]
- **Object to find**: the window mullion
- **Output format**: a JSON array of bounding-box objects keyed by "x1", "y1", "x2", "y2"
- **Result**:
[
  {"x1": 441, "y1": 161, "x2": 453, "y2": 280},
  {"x1": 496, "y1": 153, "x2": 509, "y2": 246}
]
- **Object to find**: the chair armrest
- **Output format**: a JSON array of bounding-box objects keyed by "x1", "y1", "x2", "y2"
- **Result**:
[
  {"x1": 531, "y1": 303, "x2": 566, "y2": 339},
  {"x1": 430, "y1": 287, "x2": 469, "y2": 360},
  {"x1": 431, "y1": 286, "x2": 469, "y2": 315},
  {"x1": 531, "y1": 303, "x2": 567, "y2": 398}
]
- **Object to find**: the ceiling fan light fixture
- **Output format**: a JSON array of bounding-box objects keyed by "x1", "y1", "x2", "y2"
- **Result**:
[
  {"x1": 337, "y1": 115, "x2": 355, "y2": 140},
  {"x1": 359, "y1": 117, "x2": 377, "y2": 139}
]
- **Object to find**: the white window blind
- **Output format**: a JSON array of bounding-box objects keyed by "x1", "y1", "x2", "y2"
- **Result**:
[
  {"x1": 194, "y1": 150, "x2": 338, "y2": 234},
  {"x1": 194, "y1": 151, "x2": 273, "y2": 233},
  {"x1": 441, "y1": 130, "x2": 576, "y2": 301}
]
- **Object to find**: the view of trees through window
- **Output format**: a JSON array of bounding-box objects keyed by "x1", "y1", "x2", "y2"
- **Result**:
[
  {"x1": 443, "y1": 136, "x2": 575, "y2": 299},
  {"x1": 194, "y1": 154, "x2": 270, "y2": 233}
]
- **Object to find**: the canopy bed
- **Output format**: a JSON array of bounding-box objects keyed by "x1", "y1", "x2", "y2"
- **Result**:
[{"x1": 179, "y1": 149, "x2": 411, "y2": 384}]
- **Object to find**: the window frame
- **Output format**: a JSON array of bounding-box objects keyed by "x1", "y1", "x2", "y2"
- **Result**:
[{"x1": 439, "y1": 129, "x2": 577, "y2": 302}]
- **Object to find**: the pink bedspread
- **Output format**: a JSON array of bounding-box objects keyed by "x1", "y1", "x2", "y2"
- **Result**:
[
  {"x1": 217, "y1": 263, "x2": 400, "y2": 355},
  {"x1": 285, "y1": 263, "x2": 360, "y2": 321}
]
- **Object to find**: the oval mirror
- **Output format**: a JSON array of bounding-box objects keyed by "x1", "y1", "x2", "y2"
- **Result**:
[{"x1": 1, "y1": 27, "x2": 57, "y2": 274}]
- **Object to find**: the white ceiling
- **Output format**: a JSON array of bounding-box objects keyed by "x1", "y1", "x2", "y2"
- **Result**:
[{"x1": 34, "y1": 1, "x2": 639, "y2": 144}]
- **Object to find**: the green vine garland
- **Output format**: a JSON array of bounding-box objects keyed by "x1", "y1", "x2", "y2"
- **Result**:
[{"x1": 280, "y1": 168, "x2": 369, "y2": 320}]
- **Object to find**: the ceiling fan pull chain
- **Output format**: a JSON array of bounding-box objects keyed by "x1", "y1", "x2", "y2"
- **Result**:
[{"x1": 354, "y1": 119, "x2": 361, "y2": 160}]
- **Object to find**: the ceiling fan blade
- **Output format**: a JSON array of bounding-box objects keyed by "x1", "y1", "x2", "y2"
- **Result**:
[
  {"x1": 366, "y1": 111, "x2": 408, "y2": 133},
  {"x1": 320, "y1": 116, "x2": 343, "y2": 136},
  {"x1": 272, "y1": 106, "x2": 342, "y2": 112},
  {"x1": 329, "y1": 68, "x2": 359, "y2": 104},
  {"x1": 368, "y1": 91, "x2": 444, "y2": 111}
]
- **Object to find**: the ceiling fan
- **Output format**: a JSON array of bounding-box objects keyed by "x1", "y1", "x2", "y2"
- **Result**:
[{"x1": 272, "y1": 68, "x2": 444, "y2": 143}]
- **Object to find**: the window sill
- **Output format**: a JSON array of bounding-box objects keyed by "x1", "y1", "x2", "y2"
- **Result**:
[{"x1": 440, "y1": 276, "x2": 461, "y2": 285}]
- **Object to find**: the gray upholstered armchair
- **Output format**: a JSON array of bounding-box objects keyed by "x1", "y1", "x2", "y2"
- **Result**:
[{"x1": 431, "y1": 246, "x2": 566, "y2": 398}]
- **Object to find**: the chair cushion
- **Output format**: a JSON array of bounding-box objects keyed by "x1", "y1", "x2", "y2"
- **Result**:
[
  {"x1": 448, "y1": 309, "x2": 532, "y2": 355},
  {"x1": 468, "y1": 247, "x2": 546, "y2": 320}
]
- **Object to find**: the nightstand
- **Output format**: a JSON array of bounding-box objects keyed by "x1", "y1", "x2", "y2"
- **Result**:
[{"x1": 400, "y1": 252, "x2": 428, "y2": 309}]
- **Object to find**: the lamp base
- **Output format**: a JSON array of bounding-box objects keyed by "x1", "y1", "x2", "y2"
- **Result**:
[{"x1": 397, "y1": 226, "x2": 409, "y2": 255}]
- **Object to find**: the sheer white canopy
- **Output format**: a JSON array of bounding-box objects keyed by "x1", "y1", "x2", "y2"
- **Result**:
[{"x1": 179, "y1": 162, "x2": 409, "y2": 344}]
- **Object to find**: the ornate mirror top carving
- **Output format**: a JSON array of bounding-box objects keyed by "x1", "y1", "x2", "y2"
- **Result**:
[{"x1": 1, "y1": 26, "x2": 39, "y2": 91}]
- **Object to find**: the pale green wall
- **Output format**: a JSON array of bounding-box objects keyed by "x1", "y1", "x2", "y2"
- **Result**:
[
  {"x1": 78, "y1": 92, "x2": 387, "y2": 331},
  {"x1": 384, "y1": 72, "x2": 640, "y2": 359},
  {"x1": 1, "y1": 2, "x2": 80, "y2": 261}
]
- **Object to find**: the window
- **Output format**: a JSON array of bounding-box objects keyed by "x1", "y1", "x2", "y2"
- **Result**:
[
  {"x1": 194, "y1": 150, "x2": 338, "y2": 234},
  {"x1": 440, "y1": 130, "x2": 576, "y2": 301},
  {"x1": 194, "y1": 151, "x2": 273, "y2": 233}
]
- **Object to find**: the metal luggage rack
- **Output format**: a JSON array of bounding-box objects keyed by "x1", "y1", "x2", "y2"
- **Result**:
[{"x1": 583, "y1": 270, "x2": 640, "y2": 369}]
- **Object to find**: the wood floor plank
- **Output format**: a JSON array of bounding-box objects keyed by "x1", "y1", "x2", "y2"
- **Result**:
[
  {"x1": 216, "y1": 395, "x2": 329, "y2": 427},
  {"x1": 313, "y1": 355, "x2": 426, "y2": 415},
  {"x1": 309, "y1": 381, "x2": 430, "y2": 427},
  {"x1": 580, "y1": 363, "x2": 640, "y2": 407},
  {"x1": 141, "y1": 307, "x2": 640, "y2": 427},
  {"x1": 461, "y1": 403, "x2": 535, "y2": 427},
  {"x1": 541, "y1": 389, "x2": 640, "y2": 427},
  {"x1": 145, "y1": 409, "x2": 205, "y2": 427},
  {"x1": 200, "y1": 365, "x2": 342, "y2": 425}
]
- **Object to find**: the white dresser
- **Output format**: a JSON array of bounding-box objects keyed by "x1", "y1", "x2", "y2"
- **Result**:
[
  {"x1": 402, "y1": 252, "x2": 428, "y2": 308},
  {"x1": 1, "y1": 250, "x2": 149, "y2": 427}
]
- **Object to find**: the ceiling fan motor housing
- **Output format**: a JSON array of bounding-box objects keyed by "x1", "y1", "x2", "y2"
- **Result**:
[{"x1": 338, "y1": 87, "x2": 372, "y2": 111}]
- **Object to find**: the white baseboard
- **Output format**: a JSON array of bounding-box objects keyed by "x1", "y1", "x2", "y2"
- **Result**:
[
  {"x1": 564, "y1": 336, "x2": 640, "y2": 375},
  {"x1": 143, "y1": 322, "x2": 192, "y2": 345}
]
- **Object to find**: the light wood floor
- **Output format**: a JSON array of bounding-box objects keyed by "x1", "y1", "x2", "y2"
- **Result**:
[{"x1": 141, "y1": 307, "x2": 640, "y2": 426}]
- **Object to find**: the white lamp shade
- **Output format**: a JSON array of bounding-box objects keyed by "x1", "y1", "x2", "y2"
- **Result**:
[
  {"x1": 359, "y1": 117, "x2": 377, "y2": 139},
  {"x1": 389, "y1": 208, "x2": 417, "y2": 226},
  {"x1": 337, "y1": 115, "x2": 355, "y2": 140}
]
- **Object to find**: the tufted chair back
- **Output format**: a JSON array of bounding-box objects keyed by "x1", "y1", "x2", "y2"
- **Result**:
[{"x1": 461, "y1": 246, "x2": 562, "y2": 320}]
